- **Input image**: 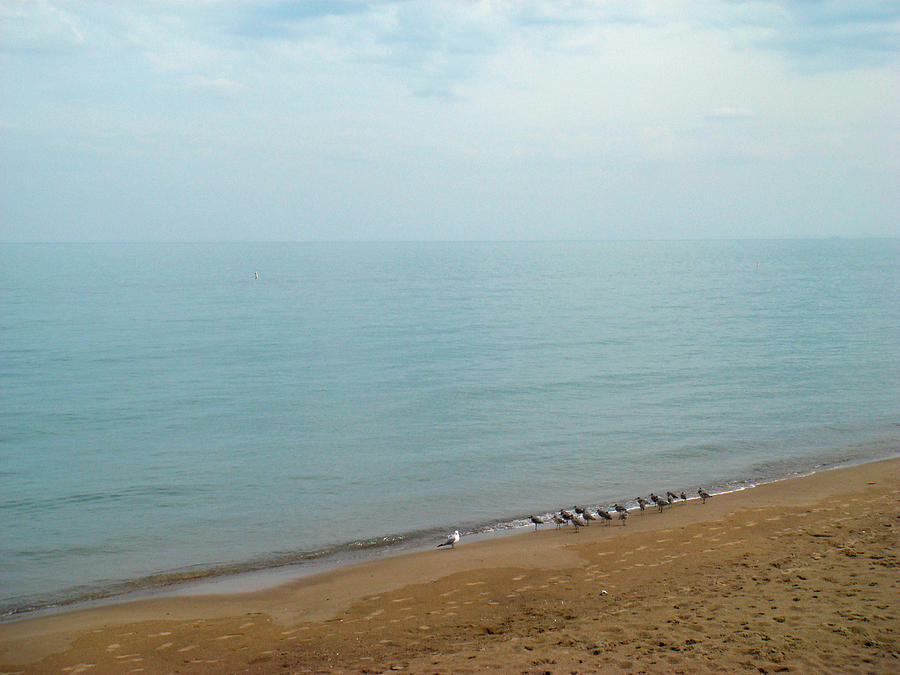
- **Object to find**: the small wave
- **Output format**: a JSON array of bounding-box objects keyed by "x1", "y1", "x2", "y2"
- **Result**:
[{"x1": 5, "y1": 448, "x2": 897, "y2": 619}]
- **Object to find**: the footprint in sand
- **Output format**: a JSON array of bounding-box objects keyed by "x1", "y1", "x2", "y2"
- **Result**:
[
  {"x1": 155, "y1": 642, "x2": 173, "y2": 651},
  {"x1": 214, "y1": 634, "x2": 240, "y2": 641},
  {"x1": 511, "y1": 574, "x2": 526, "y2": 581},
  {"x1": 105, "y1": 644, "x2": 120, "y2": 652},
  {"x1": 177, "y1": 645, "x2": 199, "y2": 653},
  {"x1": 465, "y1": 581, "x2": 486, "y2": 587}
]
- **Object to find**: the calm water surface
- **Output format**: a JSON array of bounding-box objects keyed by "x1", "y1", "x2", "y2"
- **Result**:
[{"x1": 1, "y1": 240, "x2": 898, "y2": 614}]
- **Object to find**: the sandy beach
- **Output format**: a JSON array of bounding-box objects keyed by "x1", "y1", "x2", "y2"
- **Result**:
[{"x1": 2, "y1": 457, "x2": 897, "y2": 674}]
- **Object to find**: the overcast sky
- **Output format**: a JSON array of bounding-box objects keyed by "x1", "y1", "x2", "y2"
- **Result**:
[{"x1": 2, "y1": 0, "x2": 898, "y2": 242}]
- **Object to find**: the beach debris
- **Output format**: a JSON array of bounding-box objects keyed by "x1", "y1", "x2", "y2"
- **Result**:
[
  {"x1": 636, "y1": 497, "x2": 648, "y2": 514},
  {"x1": 698, "y1": 488, "x2": 711, "y2": 504},
  {"x1": 437, "y1": 530, "x2": 460, "y2": 549},
  {"x1": 530, "y1": 515, "x2": 546, "y2": 531},
  {"x1": 600, "y1": 589, "x2": 608, "y2": 596}
]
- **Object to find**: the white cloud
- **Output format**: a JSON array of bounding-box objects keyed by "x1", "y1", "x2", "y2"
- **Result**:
[
  {"x1": 709, "y1": 106, "x2": 755, "y2": 120},
  {"x1": 2, "y1": 0, "x2": 898, "y2": 241}
]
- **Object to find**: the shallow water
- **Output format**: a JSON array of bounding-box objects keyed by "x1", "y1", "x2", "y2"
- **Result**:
[{"x1": 1, "y1": 240, "x2": 898, "y2": 614}]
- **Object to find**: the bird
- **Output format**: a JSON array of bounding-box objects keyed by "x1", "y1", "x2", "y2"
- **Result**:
[
  {"x1": 597, "y1": 509, "x2": 613, "y2": 525},
  {"x1": 553, "y1": 514, "x2": 567, "y2": 529},
  {"x1": 680, "y1": 491, "x2": 687, "y2": 501},
  {"x1": 666, "y1": 491, "x2": 679, "y2": 503},
  {"x1": 618, "y1": 510, "x2": 628, "y2": 526},
  {"x1": 437, "y1": 530, "x2": 460, "y2": 549},
  {"x1": 698, "y1": 488, "x2": 711, "y2": 504},
  {"x1": 560, "y1": 508, "x2": 575, "y2": 521},
  {"x1": 530, "y1": 515, "x2": 546, "y2": 531},
  {"x1": 574, "y1": 505, "x2": 587, "y2": 514},
  {"x1": 650, "y1": 494, "x2": 667, "y2": 512},
  {"x1": 636, "y1": 497, "x2": 648, "y2": 514},
  {"x1": 571, "y1": 513, "x2": 587, "y2": 531},
  {"x1": 613, "y1": 504, "x2": 627, "y2": 514},
  {"x1": 584, "y1": 509, "x2": 600, "y2": 524}
]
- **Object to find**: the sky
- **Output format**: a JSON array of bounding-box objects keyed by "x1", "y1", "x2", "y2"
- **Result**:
[{"x1": 1, "y1": 0, "x2": 898, "y2": 242}]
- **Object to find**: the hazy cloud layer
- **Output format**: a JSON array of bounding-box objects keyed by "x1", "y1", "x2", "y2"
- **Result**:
[{"x1": 2, "y1": 0, "x2": 897, "y2": 241}]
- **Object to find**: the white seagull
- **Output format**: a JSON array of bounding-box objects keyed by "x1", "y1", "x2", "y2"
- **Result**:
[{"x1": 437, "y1": 530, "x2": 460, "y2": 549}]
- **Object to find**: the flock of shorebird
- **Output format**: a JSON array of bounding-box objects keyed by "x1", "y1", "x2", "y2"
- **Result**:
[
  {"x1": 437, "y1": 487, "x2": 713, "y2": 547},
  {"x1": 534, "y1": 487, "x2": 713, "y2": 532}
]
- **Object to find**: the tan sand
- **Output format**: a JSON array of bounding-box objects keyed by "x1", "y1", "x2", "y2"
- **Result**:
[{"x1": 2, "y1": 457, "x2": 897, "y2": 674}]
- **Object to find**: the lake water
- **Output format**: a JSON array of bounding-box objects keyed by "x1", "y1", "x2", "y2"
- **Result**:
[{"x1": 1, "y1": 240, "x2": 898, "y2": 615}]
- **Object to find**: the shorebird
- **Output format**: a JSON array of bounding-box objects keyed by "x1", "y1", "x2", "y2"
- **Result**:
[
  {"x1": 680, "y1": 491, "x2": 687, "y2": 501},
  {"x1": 597, "y1": 509, "x2": 613, "y2": 525},
  {"x1": 652, "y1": 494, "x2": 668, "y2": 512},
  {"x1": 530, "y1": 515, "x2": 546, "y2": 531},
  {"x1": 618, "y1": 510, "x2": 628, "y2": 526},
  {"x1": 560, "y1": 508, "x2": 575, "y2": 522},
  {"x1": 698, "y1": 488, "x2": 711, "y2": 504},
  {"x1": 636, "y1": 497, "x2": 648, "y2": 514},
  {"x1": 584, "y1": 509, "x2": 600, "y2": 524},
  {"x1": 666, "y1": 491, "x2": 679, "y2": 503},
  {"x1": 437, "y1": 530, "x2": 460, "y2": 549},
  {"x1": 553, "y1": 514, "x2": 567, "y2": 529},
  {"x1": 613, "y1": 504, "x2": 627, "y2": 514},
  {"x1": 574, "y1": 505, "x2": 587, "y2": 514},
  {"x1": 571, "y1": 513, "x2": 587, "y2": 531}
]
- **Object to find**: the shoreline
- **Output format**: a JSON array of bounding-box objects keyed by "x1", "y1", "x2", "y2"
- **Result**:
[
  {"x1": 2, "y1": 456, "x2": 897, "y2": 672},
  {"x1": 5, "y1": 450, "x2": 895, "y2": 622}
]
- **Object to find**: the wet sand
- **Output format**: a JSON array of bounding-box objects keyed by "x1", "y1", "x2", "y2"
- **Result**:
[{"x1": 2, "y1": 457, "x2": 897, "y2": 673}]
